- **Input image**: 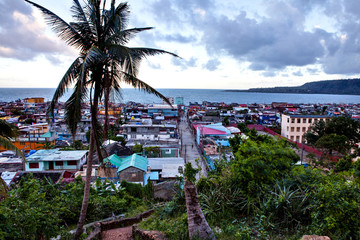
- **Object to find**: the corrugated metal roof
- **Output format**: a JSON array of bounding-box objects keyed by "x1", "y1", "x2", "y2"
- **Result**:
[
  {"x1": 27, "y1": 149, "x2": 87, "y2": 162},
  {"x1": 117, "y1": 154, "x2": 147, "y2": 172},
  {"x1": 103, "y1": 154, "x2": 122, "y2": 167}
]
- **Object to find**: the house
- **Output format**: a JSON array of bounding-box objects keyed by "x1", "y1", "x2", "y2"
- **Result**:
[
  {"x1": 281, "y1": 114, "x2": 330, "y2": 143},
  {"x1": 117, "y1": 154, "x2": 148, "y2": 184},
  {"x1": 147, "y1": 157, "x2": 184, "y2": 182},
  {"x1": 0, "y1": 123, "x2": 56, "y2": 152},
  {"x1": 25, "y1": 149, "x2": 87, "y2": 171},
  {"x1": 147, "y1": 104, "x2": 178, "y2": 120},
  {"x1": 120, "y1": 121, "x2": 177, "y2": 141},
  {"x1": 194, "y1": 123, "x2": 232, "y2": 146}
]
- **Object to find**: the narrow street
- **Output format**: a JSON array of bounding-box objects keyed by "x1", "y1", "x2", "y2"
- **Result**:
[{"x1": 179, "y1": 110, "x2": 208, "y2": 179}]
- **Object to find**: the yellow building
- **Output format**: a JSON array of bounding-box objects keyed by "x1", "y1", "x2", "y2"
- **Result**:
[
  {"x1": 23, "y1": 97, "x2": 45, "y2": 104},
  {"x1": 0, "y1": 123, "x2": 55, "y2": 152}
]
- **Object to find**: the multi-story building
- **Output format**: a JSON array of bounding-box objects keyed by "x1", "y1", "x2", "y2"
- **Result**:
[
  {"x1": 281, "y1": 114, "x2": 330, "y2": 143},
  {"x1": 120, "y1": 122, "x2": 177, "y2": 141},
  {"x1": 147, "y1": 104, "x2": 178, "y2": 120},
  {"x1": 0, "y1": 123, "x2": 56, "y2": 152}
]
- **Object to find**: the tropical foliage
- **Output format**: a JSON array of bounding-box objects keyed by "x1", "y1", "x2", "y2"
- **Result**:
[
  {"x1": 140, "y1": 127, "x2": 360, "y2": 239},
  {"x1": 25, "y1": 0, "x2": 177, "y2": 237},
  {"x1": 0, "y1": 175, "x2": 146, "y2": 240},
  {"x1": 0, "y1": 120, "x2": 23, "y2": 158}
]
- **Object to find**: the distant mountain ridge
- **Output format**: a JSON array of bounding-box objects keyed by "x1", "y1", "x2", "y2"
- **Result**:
[{"x1": 226, "y1": 79, "x2": 360, "y2": 95}]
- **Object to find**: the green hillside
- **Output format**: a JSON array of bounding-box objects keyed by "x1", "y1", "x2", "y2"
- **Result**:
[{"x1": 227, "y1": 79, "x2": 360, "y2": 95}]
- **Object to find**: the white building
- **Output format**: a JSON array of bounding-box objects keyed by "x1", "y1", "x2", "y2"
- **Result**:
[{"x1": 281, "y1": 114, "x2": 330, "y2": 143}]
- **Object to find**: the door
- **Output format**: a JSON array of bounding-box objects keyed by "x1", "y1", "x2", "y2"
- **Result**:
[{"x1": 49, "y1": 161, "x2": 54, "y2": 170}]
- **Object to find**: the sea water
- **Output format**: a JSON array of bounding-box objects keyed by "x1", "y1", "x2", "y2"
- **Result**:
[{"x1": 0, "y1": 88, "x2": 360, "y2": 104}]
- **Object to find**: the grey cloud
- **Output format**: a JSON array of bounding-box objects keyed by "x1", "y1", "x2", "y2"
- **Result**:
[
  {"x1": 292, "y1": 70, "x2": 303, "y2": 76},
  {"x1": 262, "y1": 71, "x2": 277, "y2": 77},
  {"x1": 307, "y1": 67, "x2": 319, "y2": 74},
  {"x1": 148, "y1": 62, "x2": 161, "y2": 69},
  {"x1": 140, "y1": 0, "x2": 360, "y2": 76},
  {"x1": 162, "y1": 34, "x2": 197, "y2": 43},
  {"x1": 249, "y1": 63, "x2": 267, "y2": 71},
  {"x1": 202, "y1": 59, "x2": 221, "y2": 71},
  {"x1": 172, "y1": 56, "x2": 198, "y2": 70},
  {"x1": 0, "y1": 0, "x2": 70, "y2": 61}
]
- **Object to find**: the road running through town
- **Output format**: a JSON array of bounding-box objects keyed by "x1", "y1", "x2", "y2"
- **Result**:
[{"x1": 179, "y1": 109, "x2": 208, "y2": 179}]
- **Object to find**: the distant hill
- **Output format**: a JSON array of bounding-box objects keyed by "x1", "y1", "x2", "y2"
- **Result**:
[{"x1": 226, "y1": 79, "x2": 360, "y2": 95}]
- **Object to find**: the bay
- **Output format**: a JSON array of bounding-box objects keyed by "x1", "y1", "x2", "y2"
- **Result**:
[{"x1": 0, "y1": 88, "x2": 360, "y2": 104}]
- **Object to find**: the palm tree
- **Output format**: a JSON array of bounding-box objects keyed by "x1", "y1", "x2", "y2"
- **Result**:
[
  {"x1": 25, "y1": 0, "x2": 177, "y2": 238},
  {"x1": 0, "y1": 120, "x2": 24, "y2": 159},
  {"x1": 0, "y1": 120, "x2": 25, "y2": 199}
]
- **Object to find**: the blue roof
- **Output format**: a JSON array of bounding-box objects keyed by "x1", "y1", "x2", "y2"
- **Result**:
[
  {"x1": 144, "y1": 172, "x2": 159, "y2": 185},
  {"x1": 117, "y1": 154, "x2": 148, "y2": 172},
  {"x1": 103, "y1": 154, "x2": 122, "y2": 167}
]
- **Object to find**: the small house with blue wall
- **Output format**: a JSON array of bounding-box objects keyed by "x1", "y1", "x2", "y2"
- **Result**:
[{"x1": 25, "y1": 149, "x2": 87, "y2": 171}]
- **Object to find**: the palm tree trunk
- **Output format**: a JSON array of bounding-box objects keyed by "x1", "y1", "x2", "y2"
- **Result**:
[
  {"x1": 103, "y1": 74, "x2": 110, "y2": 141},
  {"x1": 74, "y1": 75, "x2": 102, "y2": 239},
  {"x1": 74, "y1": 128, "x2": 95, "y2": 239}
]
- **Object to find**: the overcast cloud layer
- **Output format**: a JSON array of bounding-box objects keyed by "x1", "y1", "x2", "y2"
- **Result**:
[{"x1": 1, "y1": 0, "x2": 360, "y2": 88}]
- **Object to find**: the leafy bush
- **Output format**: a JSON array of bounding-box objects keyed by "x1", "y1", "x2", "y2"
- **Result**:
[{"x1": 0, "y1": 175, "x2": 146, "y2": 239}]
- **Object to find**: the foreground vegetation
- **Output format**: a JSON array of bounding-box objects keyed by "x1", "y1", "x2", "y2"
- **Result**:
[
  {"x1": 0, "y1": 176, "x2": 149, "y2": 240},
  {"x1": 141, "y1": 130, "x2": 360, "y2": 239}
]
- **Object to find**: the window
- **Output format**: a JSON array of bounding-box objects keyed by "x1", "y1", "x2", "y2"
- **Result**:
[
  {"x1": 297, "y1": 118, "x2": 301, "y2": 123},
  {"x1": 165, "y1": 149, "x2": 172, "y2": 154},
  {"x1": 67, "y1": 160, "x2": 77, "y2": 166},
  {"x1": 308, "y1": 119, "x2": 312, "y2": 123},
  {"x1": 290, "y1": 136, "x2": 294, "y2": 141},
  {"x1": 131, "y1": 134, "x2": 136, "y2": 139},
  {"x1": 20, "y1": 142, "x2": 25, "y2": 145},
  {"x1": 291, "y1": 119, "x2": 295, "y2": 123},
  {"x1": 55, "y1": 161, "x2": 63, "y2": 166},
  {"x1": 296, "y1": 136, "x2": 300, "y2": 142},
  {"x1": 303, "y1": 119, "x2": 307, "y2": 123},
  {"x1": 314, "y1": 119, "x2": 318, "y2": 123},
  {"x1": 287, "y1": 118, "x2": 289, "y2": 123},
  {"x1": 287, "y1": 126, "x2": 289, "y2": 131},
  {"x1": 296, "y1": 127, "x2": 300, "y2": 132},
  {"x1": 302, "y1": 127, "x2": 306, "y2": 132},
  {"x1": 131, "y1": 127, "x2": 136, "y2": 132},
  {"x1": 291, "y1": 127, "x2": 294, "y2": 132},
  {"x1": 29, "y1": 162, "x2": 39, "y2": 168}
]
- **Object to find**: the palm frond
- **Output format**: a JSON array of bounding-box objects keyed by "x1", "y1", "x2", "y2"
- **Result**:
[
  {"x1": 121, "y1": 72, "x2": 172, "y2": 106},
  {"x1": 0, "y1": 136, "x2": 25, "y2": 161},
  {"x1": 25, "y1": 0, "x2": 90, "y2": 51},
  {"x1": 71, "y1": 0, "x2": 94, "y2": 40},
  {"x1": 47, "y1": 57, "x2": 82, "y2": 118},
  {"x1": 129, "y1": 47, "x2": 179, "y2": 59},
  {"x1": 104, "y1": 27, "x2": 153, "y2": 45},
  {"x1": 0, "y1": 120, "x2": 19, "y2": 139},
  {"x1": 64, "y1": 78, "x2": 88, "y2": 139}
]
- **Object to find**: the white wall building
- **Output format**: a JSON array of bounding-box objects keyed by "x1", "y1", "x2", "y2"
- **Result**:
[{"x1": 281, "y1": 114, "x2": 330, "y2": 143}]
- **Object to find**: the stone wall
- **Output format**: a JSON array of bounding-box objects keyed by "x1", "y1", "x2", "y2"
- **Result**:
[
  {"x1": 118, "y1": 166, "x2": 144, "y2": 184},
  {"x1": 132, "y1": 224, "x2": 168, "y2": 240},
  {"x1": 100, "y1": 209, "x2": 154, "y2": 231}
]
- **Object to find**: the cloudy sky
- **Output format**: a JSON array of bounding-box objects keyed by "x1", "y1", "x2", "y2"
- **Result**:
[{"x1": 1, "y1": 0, "x2": 360, "y2": 89}]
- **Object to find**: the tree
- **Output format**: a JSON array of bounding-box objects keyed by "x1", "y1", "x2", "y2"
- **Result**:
[
  {"x1": 222, "y1": 116, "x2": 229, "y2": 126},
  {"x1": 0, "y1": 120, "x2": 25, "y2": 199},
  {"x1": 0, "y1": 120, "x2": 24, "y2": 160},
  {"x1": 304, "y1": 116, "x2": 360, "y2": 160},
  {"x1": 133, "y1": 143, "x2": 143, "y2": 154},
  {"x1": 24, "y1": 118, "x2": 36, "y2": 125},
  {"x1": 25, "y1": 0, "x2": 177, "y2": 238}
]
